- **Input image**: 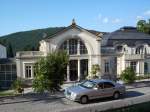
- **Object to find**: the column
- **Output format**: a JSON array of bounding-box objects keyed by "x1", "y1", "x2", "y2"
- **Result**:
[
  {"x1": 77, "y1": 39, "x2": 80, "y2": 55},
  {"x1": 139, "y1": 61, "x2": 144, "y2": 76},
  {"x1": 67, "y1": 40, "x2": 69, "y2": 54},
  {"x1": 67, "y1": 64, "x2": 70, "y2": 82},
  {"x1": 78, "y1": 59, "x2": 80, "y2": 81},
  {"x1": 88, "y1": 56, "x2": 92, "y2": 77},
  {"x1": 31, "y1": 65, "x2": 34, "y2": 78}
]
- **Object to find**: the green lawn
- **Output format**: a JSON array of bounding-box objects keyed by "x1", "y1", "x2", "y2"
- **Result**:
[{"x1": 0, "y1": 90, "x2": 14, "y2": 97}]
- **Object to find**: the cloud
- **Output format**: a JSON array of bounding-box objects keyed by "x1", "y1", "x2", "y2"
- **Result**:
[
  {"x1": 136, "y1": 16, "x2": 143, "y2": 20},
  {"x1": 97, "y1": 13, "x2": 121, "y2": 24},
  {"x1": 112, "y1": 18, "x2": 121, "y2": 24},
  {"x1": 144, "y1": 10, "x2": 150, "y2": 16},
  {"x1": 135, "y1": 10, "x2": 150, "y2": 22},
  {"x1": 102, "y1": 17, "x2": 109, "y2": 23}
]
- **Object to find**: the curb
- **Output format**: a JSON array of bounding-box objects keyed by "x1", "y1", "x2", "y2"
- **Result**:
[
  {"x1": 0, "y1": 95, "x2": 65, "y2": 105},
  {"x1": 60, "y1": 94, "x2": 150, "y2": 112}
]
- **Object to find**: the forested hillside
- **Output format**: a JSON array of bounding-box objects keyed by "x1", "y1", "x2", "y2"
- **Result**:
[{"x1": 0, "y1": 27, "x2": 65, "y2": 57}]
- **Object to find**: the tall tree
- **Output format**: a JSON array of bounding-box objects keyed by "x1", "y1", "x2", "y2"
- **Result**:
[
  {"x1": 137, "y1": 19, "x2": 150, "y2": 34},
  {"x1": 7, "y1": 43, "x2": 14, "y2": 57},
  {"x1": 33, "y1": 51, "x2": 69, "y2": 93}
]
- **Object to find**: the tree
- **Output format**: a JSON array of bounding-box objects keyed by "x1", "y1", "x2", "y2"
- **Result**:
[
  {"x1": 137, "y1": 19, "x2": 150, "y2": 34},
  {"x1": 33, "y1": 51, "x2": 69, "y2": 93},
  {"x1": 7, "y1": 43, "x2": 14, "y2": 57},
  {"x1": 120, "y1": 67, "x2": 136, "y2": 83},
  {"x1": 87, "y1": 64, "x2": 100, "y2": 79},
  {"x1": 23, "y1": 44, "x2": 33, "y2": 51}
]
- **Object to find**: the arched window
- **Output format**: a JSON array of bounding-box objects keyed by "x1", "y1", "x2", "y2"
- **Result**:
[
  {"x1": 115, "y1": 45, "x2": 123, "y2": 52},
  {"x1": 136, "y1": 45, "x2": 144, "y2": 54},
  {"x1": 80, "y1": 40, "x2": 87, "y2": 54},
  {"x1": 60, "y1": 39, "x2": 87, "y2": 55},
  {"x1": 69, "y1": 39, "x2": 78, "y2": 54},
  {"x1": 144, "y1": 48, "x2": 147, "y2": 54}
]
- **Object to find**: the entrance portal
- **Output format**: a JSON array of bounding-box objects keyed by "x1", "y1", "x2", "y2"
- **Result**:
[
  {"x1": 80, "y1": 59, "x2": 88, "y2": 80},
  {"x1": 69, "y1": 59, "x2": 88, "y2": 81},
  {"x1": 69, "y1": 60, "x2": 78, "y2": 81}
]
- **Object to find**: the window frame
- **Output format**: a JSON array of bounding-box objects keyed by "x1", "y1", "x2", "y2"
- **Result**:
[
  {"x1": 103, "y1": 82, "x2": 115, "y2": 89},
  {"x1": 104, "y1": 61, "x2": 109, "y2": 73},
  {"x1": 24, "y1": 63, "x2": 34, "y2": 79}
]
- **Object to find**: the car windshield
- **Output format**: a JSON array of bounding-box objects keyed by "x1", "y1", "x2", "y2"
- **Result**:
[{"x1": 80, "y1": 80, "x2": 96, "y2": 89}]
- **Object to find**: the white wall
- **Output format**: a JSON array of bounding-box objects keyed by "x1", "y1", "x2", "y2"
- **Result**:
[
  {"x1": 0, "y1": 44, "x2": 7, "y2": 58},
  {"x1": 16, "y1": 58, "x2": 39, "y2": 78},
  {"x1": 39, "y1": 27, "x2": 101, "y2": 76}
]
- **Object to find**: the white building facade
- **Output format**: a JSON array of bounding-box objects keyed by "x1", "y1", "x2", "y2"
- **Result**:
[
  {"x1": 16, "y1": 20, "x2": 101, "y2": 81},
  {"x1": 0, "y1": 44, "x2": 7, "y2": 58},
  {"x1": 16, "y1": 21, "x2": 150, "y2": 81}
]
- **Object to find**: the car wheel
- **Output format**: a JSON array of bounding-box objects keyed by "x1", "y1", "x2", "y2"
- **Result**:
[
  {"x1": 80, "y1": 96, "x2": 88, "y2": 104},
  {"x1": 113, "y1": 92, "x2": 120, "y2": 99}
]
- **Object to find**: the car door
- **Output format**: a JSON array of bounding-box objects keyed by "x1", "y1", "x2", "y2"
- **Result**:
[
  {"x1": 103, "y1": 82, "x2": 115, "y2": 97},
  {"x1": 90, "y1": 82, "x2": 104, "y2": 99}
]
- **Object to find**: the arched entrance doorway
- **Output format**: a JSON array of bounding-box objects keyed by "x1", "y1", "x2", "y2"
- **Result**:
[{"x1": 60, "y1": 38, "x2": 89, "y2": 81}]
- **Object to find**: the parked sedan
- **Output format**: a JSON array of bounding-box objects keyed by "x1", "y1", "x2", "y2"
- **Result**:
[{"x1": 64, "y1": 79, "x2": 126, "y2": 104}]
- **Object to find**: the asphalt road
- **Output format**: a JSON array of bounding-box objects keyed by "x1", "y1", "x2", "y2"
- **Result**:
[{"x1": 0, "y1": 87, "x2": 150, "y2": 112}]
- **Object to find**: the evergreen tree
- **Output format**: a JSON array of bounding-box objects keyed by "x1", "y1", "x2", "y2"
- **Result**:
[{"x1": 7, "y1": 43, "x2": 14, "y2": 57}]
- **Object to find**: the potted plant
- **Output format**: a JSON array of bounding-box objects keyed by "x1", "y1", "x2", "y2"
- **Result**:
[{"x1": 87, "y1": 64, "x2": 100, "y2": 79}]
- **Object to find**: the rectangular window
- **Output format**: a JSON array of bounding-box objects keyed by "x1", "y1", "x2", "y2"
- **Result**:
[
  {"x1": 0, "y1": 72, "x2": 5, "y2": 80},
  {"x1": 1, "y1": 65, "x2": 5, "y2": 71},
  {"x1": 144, "y1": 62, "x2": 148, "y2": 74},
  {"x1": 12, "y1": 64, "x2": 16, "y2": 72},
  {"x1": 12, "y1": 73, "x2": 17, "y2": 80},
  {"x1": 0, "y1": 64, "x2": 17, "y2": 88},
  {"x1": 104, "y1": 61, "x2": 109, "y2": 73},
  {"x1": 5, "y1": 73, "x2": 11, "y2": 81},
  {"x1": 25, "y1": 65, "x2": 32, "y2": 78},
  {"x1": 5, "y1": 65, "x2": 11, "y2": 71},
  {"x1": 130, "y1": 61, "x2": 136, "y2": 72}
]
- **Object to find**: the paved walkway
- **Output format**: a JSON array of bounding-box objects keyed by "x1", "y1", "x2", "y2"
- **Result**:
[
  {"x1": 0, "y1": 80, "x2": 150, "y2": 105},
  {"x1": 0, "y1": 92, "x2": 64, "y2": 105}
]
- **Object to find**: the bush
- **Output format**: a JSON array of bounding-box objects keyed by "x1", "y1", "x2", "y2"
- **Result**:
[
  {"x1": 11, "y1": 79, "x2": 24, "y2": 94},
  {"x1": 120, "y1": 67, "x2": 136, "y2": 83}
]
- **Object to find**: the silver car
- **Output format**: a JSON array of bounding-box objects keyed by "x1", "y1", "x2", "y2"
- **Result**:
[{"x1": 64, "y1": 79, "x2": 126, "y2": 104}]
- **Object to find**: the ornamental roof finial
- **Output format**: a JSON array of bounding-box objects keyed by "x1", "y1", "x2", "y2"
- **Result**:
[{"x1": 71, "y1": 18, "x2": 76, "y2": 26}]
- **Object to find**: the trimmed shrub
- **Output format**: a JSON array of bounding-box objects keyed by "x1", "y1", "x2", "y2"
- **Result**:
[{"x1": 120, "y1": 67, "x2": 136, "y2": 83}]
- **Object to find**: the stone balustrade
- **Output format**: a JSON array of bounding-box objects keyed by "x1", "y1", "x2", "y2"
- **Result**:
[
  {"x1": 125, "y1": 54, "x2": 145, "y2": 60},
  {"x1": 16, "y1": 51, "x2": 44, "y2": 58}
]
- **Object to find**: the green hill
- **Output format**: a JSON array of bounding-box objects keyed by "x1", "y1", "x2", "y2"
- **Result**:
[{"x1": 0, "y1": 27, "x2": 65, "y2": 57}]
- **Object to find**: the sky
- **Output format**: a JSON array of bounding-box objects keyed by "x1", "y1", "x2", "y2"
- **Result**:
[{"x1": 0, "y1": 0, "x2": 150, "y2": 36}]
